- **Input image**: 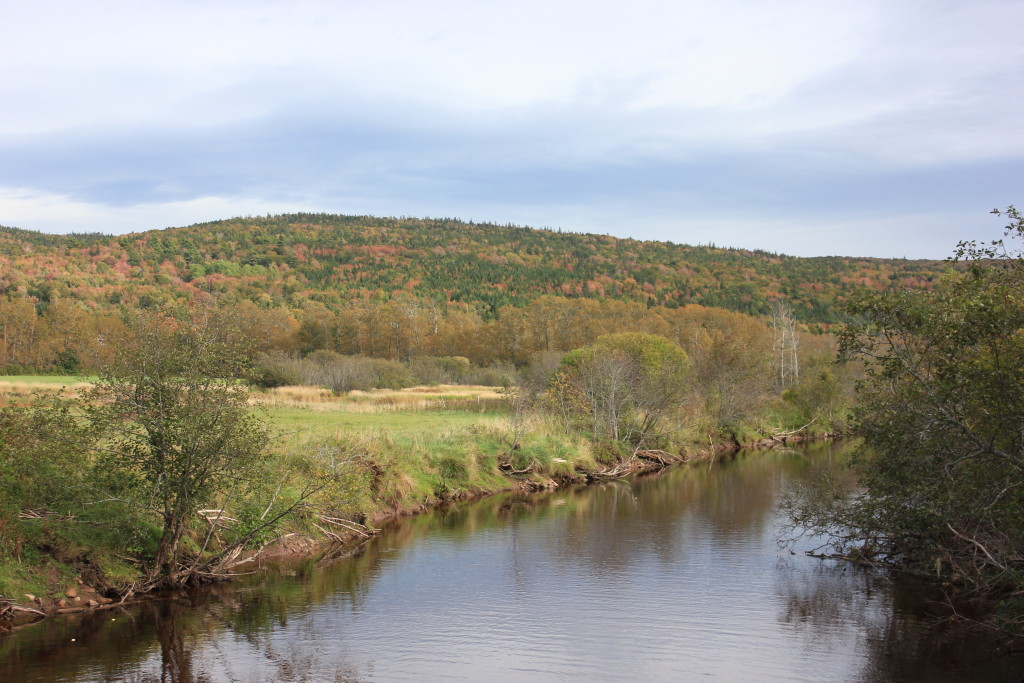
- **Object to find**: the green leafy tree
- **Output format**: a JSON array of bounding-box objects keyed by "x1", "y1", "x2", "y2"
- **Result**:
[
  {"x1": 86, "y1": 311, "x2": 297, "y2": 588},
  {"x1": 556, "y1": 333, "x2": 689, "y2": 445},
  {"x1": 0, "y1": 396, "x2": 96, "y2": 562},
  {"x1": 791, "y1": 208, "x2": 1024, "y2": 631}
]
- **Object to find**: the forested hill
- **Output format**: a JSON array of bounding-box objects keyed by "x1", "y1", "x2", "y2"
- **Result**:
[{"x1": 0, "y1": 213, "x2": 948, "y2": 325}]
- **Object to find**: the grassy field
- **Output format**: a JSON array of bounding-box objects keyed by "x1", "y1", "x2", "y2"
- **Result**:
[
  {"x1": 0, "y1": 375, "x2": 94, "y2": 385},
  {"x1": 0, "y1": 375, "x2": 94, "y2": 405},
  {"x1": 258, "y1": 384, "x2": 510, "y2": 437},
  {"x1": 267, "y1": 407, "x2": 506, "y2": 435},
  {"x1": 0, "y1": 378, "x2": 510, "y2": 432}
]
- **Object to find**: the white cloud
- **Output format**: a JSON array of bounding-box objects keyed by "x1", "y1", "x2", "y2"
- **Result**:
[
  {"x1": 0, "y1": 188, "x2": 308, "y2": 235},
  {"x1": 1, "y1": 1, "x2": 1021, "y2": 255},
  {"x1": 6, "y1": 1, "x2": 1015, "y2": 134}
]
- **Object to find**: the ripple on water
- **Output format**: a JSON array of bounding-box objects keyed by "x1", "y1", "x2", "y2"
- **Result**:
[{"x1": 4, "y1": 443, "x2": 1021, "y2": 682}]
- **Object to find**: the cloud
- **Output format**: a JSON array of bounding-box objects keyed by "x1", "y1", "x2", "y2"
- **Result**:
[
  {"x1": 0, "y1": 188, "x2": 310, "y2": 235},
  {"x1": 1, "y1": 0, "x2": 1022, "y2": 257}
]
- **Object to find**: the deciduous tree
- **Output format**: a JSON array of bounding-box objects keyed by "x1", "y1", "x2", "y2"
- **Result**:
[
  {"x1": 86, "y1": 310, "x2": 303, "y2": 588},
  {"x1": 556, "y1": 333, "x2": 689, "y2": 445},
  {"x1": 790, "y1": 208, "x2": 1024, "y2": 632}
]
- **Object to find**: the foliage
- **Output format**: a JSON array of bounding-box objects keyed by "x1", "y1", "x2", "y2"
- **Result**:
[
  {"x1": 82, "y1": 310, "x2": 305, "y2": 587},
  {"x1": 782, "y1": 369, "x2": 843, "y2": 425},
  {"x1": 555, "y1": 333, "x2": 689, "y2": 445},
  {"x1": 792, "y1": 208, "x2": 1024, "y2": 631},
  {"x1": 676, "y1": 306, "x2": 774, "y2": 428},
  {"x1": 0, "y1": 213, "x2": 953, "y2": 375},
  {"x1": 0, "y1": 396, "x2": 96, "y2": 562}
]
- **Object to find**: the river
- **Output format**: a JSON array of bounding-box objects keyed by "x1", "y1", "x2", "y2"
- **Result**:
[{"x1": 2, "y1": 441, "x2": 1021, "y2": 681}]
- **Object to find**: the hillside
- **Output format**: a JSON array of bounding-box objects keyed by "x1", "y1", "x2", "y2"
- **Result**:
[{"x1": 0, "y1": 213, "x2": 949, "y2": 326}]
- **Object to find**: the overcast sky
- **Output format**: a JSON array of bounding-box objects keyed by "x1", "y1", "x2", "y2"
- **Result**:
[{"x1": 2, "y1": 1, "x2": 1021, "y2": 258}]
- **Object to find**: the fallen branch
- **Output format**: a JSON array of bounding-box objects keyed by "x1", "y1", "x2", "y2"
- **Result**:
[
  {"x1": 594, "y1": 456, "x2": 640, "y2": 478},
  {"x1": 499, "y1": 455, "x2": 536, "y2": 474},
  {"x1": 8, "y1": 604, "x2": 45, "y2": 617},
  {"x1": 946, "y1": 523, "x2": 1009, "y2": 573},
  {"x1": 317, "y1": 515, "x2": 379, "y2": 538},
  {"x1": 197, "y1": 509, "x2": 238, "y2": 526},
  {"x1": 770, "y1": 419, "x2": 817, "y2": 441},
  {"x1": 313, "y1": 522, "x2": 345, "y2": 543},
  {"x1": 634, "y1": 449, "x2": 676, "y2": 465},
  {"x1": 18, "y1": 508, "x2": 76, "y2": 521}
]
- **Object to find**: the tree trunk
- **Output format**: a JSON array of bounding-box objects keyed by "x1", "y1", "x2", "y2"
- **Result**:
[{"x1": 149, "y1": 516, "x2": 188, "y2": 586}]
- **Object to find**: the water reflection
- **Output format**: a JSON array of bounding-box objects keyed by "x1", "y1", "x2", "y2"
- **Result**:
[{"x1": 3, "y1": 441, "x2": 1021, "y2": 681}]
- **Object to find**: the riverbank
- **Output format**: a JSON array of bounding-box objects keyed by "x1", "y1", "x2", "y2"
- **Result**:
[
  {"x1": 1, "y1": 375, "x2": 844, "y2": 634},
  {"x1": 11, "y1": 439, "x2": 1022, "y2": 682},
  {"x1": 0, "y1": 415, "x2": 837, "y2": 635}
]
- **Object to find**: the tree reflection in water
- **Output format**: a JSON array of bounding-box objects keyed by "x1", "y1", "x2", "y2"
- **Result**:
[{"x1": 3, "y1": 441, "x2": 1022, "y2": 682}]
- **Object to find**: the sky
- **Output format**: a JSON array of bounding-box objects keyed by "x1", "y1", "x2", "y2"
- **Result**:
[{"x1": 1, "y1": 0, "x2": 1022, "y2": 258}]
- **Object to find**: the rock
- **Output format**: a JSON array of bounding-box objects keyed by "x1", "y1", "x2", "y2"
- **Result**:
[
  {"x1": 65, "y1": 587, "x2": 78, "y2": 599},
  {"x1": 86, "y1": 599, "x2": 98, "y2": 608},
  {"x1": 23, "y1": 593, "x2": 36, "y2": 602},
  {"x1": 96, "y1": 597, "x2": 113, "y2": 605},
  {"x1": 82, "y1": 585, "x2": 96, "y2": 594},
  {"x1": 56, "y1": 599, "x2": 67, "y2": 608}
]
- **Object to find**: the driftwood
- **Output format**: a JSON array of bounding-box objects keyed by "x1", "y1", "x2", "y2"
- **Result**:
[
  {"x1": 592, "y1": 456, "x2": 642, "y2": 479},
  {"x1": 768, "y1": 419, "x2": 817, "y2": 443},
  {"x1": 315, "y1": 515, "x2": 380, "y2": 542},
  {"x1": 634, "y1": 449, "x2": 678, "y2": 465},
  {"x1": 18, "y1": 508, "x2": 75, "y2": 521},
  {"x1": 0, "y1": 599, "x2": 46, "y2": 630},
  {"x1": 1, "y1": 602, "x2": 45, "y2": 618},
  {"x1": 498, "y1": 454, "x2": 536, "y2": 474},
  {"x1": 197, "y1": 509, "x2": 238, "y2": 527}
]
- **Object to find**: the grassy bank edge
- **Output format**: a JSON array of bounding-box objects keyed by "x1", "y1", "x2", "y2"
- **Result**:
[{"x1": 0, "y1": 415, "x2": 839, "y2": 634}]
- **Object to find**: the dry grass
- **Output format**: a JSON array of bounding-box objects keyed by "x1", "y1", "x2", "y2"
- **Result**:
[
  {"x1": 260, "y1": 385, "x2": 334, "y2": 405},
  {"x1": 0, "y1": 377, "x2": 92, "y2": 406},
  {"x1": 257, "y1": 384, "x2": 507, "y2": 414}
]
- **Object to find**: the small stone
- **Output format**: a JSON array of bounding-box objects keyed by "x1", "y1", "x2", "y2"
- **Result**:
[
  {"x1": 57, "y1": 599, "x2": 67, "y2": 608},
  {"x1": 23, "y1": 593, "x2": 35, "y2": 602},
  {"x1": 65, "y1": 587, "x2": 78, "y2": 599},
  {"x1": 96, "y1": 597, "x2": 113, "y2": 605},
  {"x1": 86, "y1": 599, "x2": 98, "y2": 608}
]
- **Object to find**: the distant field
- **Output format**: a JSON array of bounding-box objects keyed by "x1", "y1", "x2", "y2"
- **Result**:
[
  {"x1": 259, "y1": 384, "x2": 509, "y2": 436},
  {"x1": 0, "y1": 377, "x2": 511, "y2": 436},
  {"x1": 266, "y1": 406, "x2": 507, "y2": 436},
  {"x1": 0, "y1": 375, "x2": 94, "y2": 386},
  {"x1": 0, "y1": 375, "x2": 94, "y2": 404}
]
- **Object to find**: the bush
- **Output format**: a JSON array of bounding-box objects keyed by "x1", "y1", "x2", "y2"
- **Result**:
[{"x1": 251, "y1": 353, "x2": 303, "y2": 388}]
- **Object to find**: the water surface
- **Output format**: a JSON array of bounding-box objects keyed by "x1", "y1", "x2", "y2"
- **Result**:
[{"x1": 2, "y1": 441, "x2": 1020, "y2": 681}]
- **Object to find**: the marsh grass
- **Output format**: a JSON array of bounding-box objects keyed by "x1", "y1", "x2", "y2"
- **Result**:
[
  {"x1": 258, "y1": 384, "x2": 507, "y2": 414},
  {"x1": 0, "y1": 376, "x2": 93, "y2": 406}
]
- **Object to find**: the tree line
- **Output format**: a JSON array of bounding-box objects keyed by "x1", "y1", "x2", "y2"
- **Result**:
[
  {"x1": 0, "y1": 292, "x2": 812, "y2": 373},
  {"x1": 0, "y1": 213, "x2": 950, "y2": 330}
]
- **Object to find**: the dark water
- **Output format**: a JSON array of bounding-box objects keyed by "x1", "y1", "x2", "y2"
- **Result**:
[{"x1": 3, "y1": 441, "x2": 1021, "y2": 681}]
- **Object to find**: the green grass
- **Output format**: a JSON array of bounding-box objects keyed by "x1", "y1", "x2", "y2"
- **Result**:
[
  {"x1": 266, "y1": 406, "x2": 508, "y2": 437},
  {"x1": 0, "y1": 375, "x2": 94, "y2": 385}
]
